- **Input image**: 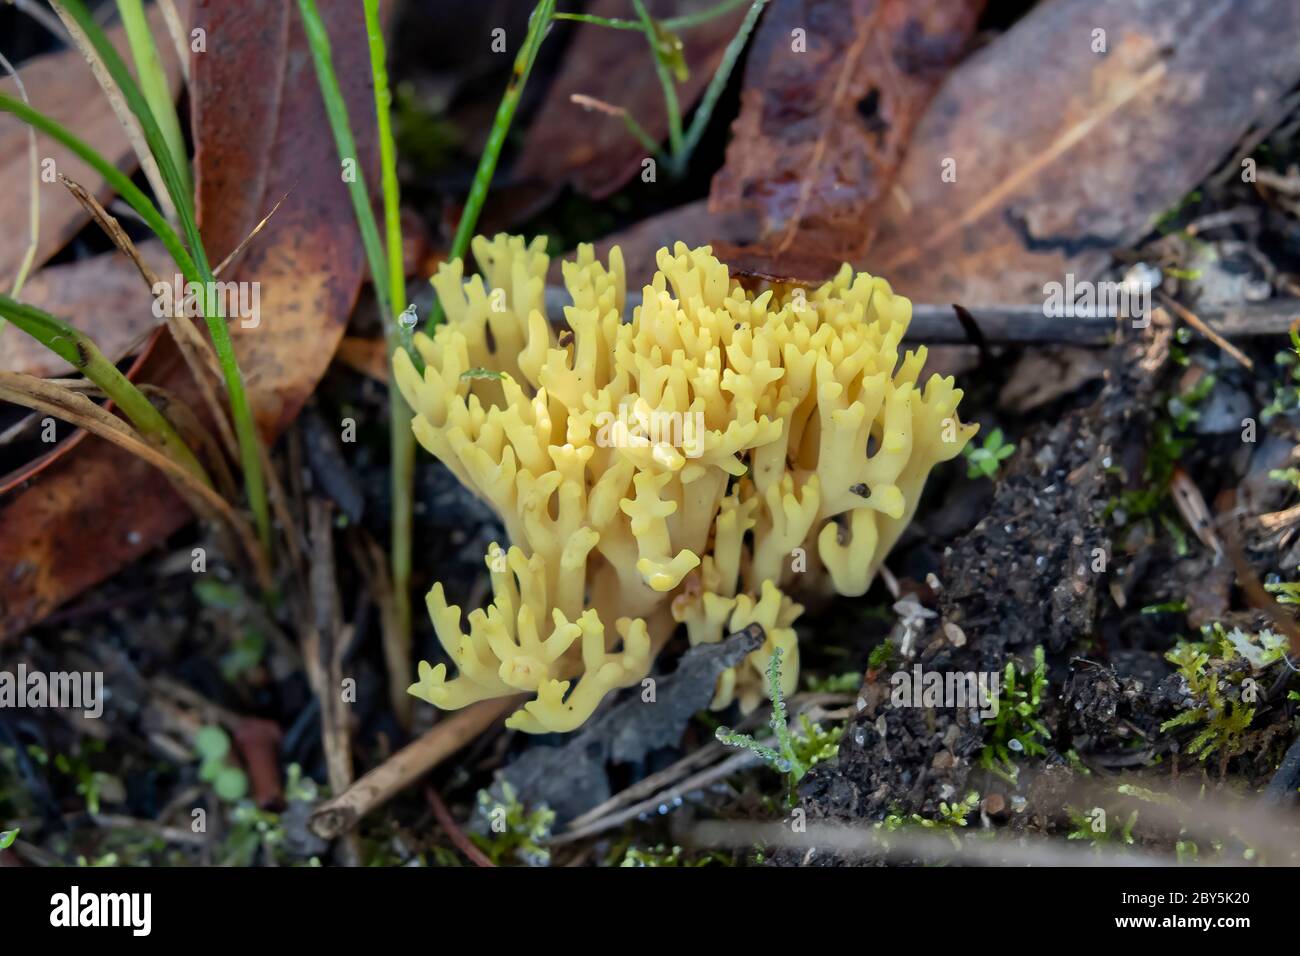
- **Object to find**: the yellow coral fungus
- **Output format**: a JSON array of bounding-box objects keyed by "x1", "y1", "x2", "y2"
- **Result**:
[{"x1": 397, "y1": 235, "x2": 977, "y2": 733}]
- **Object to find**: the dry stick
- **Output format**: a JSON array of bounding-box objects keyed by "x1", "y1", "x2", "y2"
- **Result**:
[
  {"x1": 350, "y1": 532, "x2": 408, "y2": 721},
  {"x1": 89, "y1": 813, "x2": 207, "y2": 846},
  {"x1": 554, "y1": 690, "x2": 852, "y2": 843},
  {"x1": 552, "y1": 749, "x2": 762, "y2": 846},
  {"x1": 306, "y1": 499, "x2": 362, "y2": 865},
  {"x1": 1256, "y1": 500, "x2": 1300, "y2": 534},
  {"x1": 307, "y1": 500, "x2": 354, "y2": 799},
  {"x1": 540, "y1": 287, "x2": 1300, "y2": 344},
  {"x1": 0, "y1": 370, "x2": 270, "y2": 592},
  {"x1": 424, "y1": 786, "x2": 495, "y2": 867},
  {"x1": 564, "y1": 741, "x2": 730, "y2": 834},
  {"x1": 261, "y1": 445, "x2": 304, "y2": 581},
  {"x1": 309, "y1": 696, "x2": 520, "y2": 840},
  {"x1": 1156, "y1": 292, "x2": 1254, "y2": 369}
]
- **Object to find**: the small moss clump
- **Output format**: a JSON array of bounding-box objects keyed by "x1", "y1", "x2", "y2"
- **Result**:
[
  {"x1": 980, "y1": 646, "x2": 1050, "y2": 783},
  {"x1": 1159, "y1": 623, "x2": 1289, "y2": 769},
  {"x1": 471, "y1": 783, "x2": 555, "y2": 867}
]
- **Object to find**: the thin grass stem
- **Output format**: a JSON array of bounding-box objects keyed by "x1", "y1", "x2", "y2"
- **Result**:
[
  {"x1": 0, "y1": 294, "x2": 209, "y2": 485},
  {"x1": 364, "y1": 0, "x2": 417, "y2": 722},
  {"x1": 116, "y1": 0, "x2": 191, "y2": 198},
  {"x1": 632, "y1": 0, "x2": 682, "y2": 158},
  {"x1": 425, "y1": 0, "x2": 556, "y2": 334},
  {"x1": 54, "y1": 0, "x2": 271, "y2": 557}
]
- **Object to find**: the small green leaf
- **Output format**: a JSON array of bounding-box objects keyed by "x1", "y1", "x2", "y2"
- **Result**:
[
  {"x1": 0, "y1": 828, "x2": 18, "y2": 850},
  {"x1": 460, "y1": 367, "x2": 504, "y2": 381},
  {"x1": 214, "y1": 766, "x2": 249, "y2": 802},
  {"x1": 649, "y1": 20, "x2": 689, "y2": 82},
  {"x1": 193, "y1": 725, "x2": 231, "y2": 762},
  {"x1": 194, "y1": 579, "x2": 246, "y2": 611}
]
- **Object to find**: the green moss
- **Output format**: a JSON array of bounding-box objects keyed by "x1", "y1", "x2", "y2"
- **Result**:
[
  {"x1": 803, "y1": 671, "x2": 861, "y2": 694},
  {"x1": 1065, "y1": 805, "x2": 1137, "y2": 847},
  {"x1": 979, "y1": 646, "x2": 1050, "y2": 784},
  {"x1": 867, "y1": 641, "x2": 895, "y2": 672},
  {"x1": 716, "y1": 646, "x2": 843, "y2": 804},
  {"x1": 618, "y1": 843, "x2": 728, "y2": 867},
  {"x1": 1157, "y1": 624, "x2": 1286, "y2": 765},
  {"x1": 220, "y1": 765, "x2": 321, "y2": 867},
  {"x1": 879, "y1": 791, "x2": 979, "y2": 832},
  {"x1": 471, "y1": 782, "x2": 555, "y2": 867},
  {"x1": 1261, "y1": 325, "x2": 1300, "y2": 422}
]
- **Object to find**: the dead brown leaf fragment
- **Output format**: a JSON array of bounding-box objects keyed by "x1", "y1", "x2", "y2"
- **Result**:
[
  {"x1": 0, "y1": 0, "x2": 379, "y2": 639},
  {"x1": 866, "y1": 0, "x2": 1300, "y2": 304},
  {"x1": 709, "y1": 0, "x2": 984, "y2": 281},
  {"x1": 0, "y1": 1, "x2": 186, "y2": 289},
  {"x1": 513, "y1": 0, "x2": 751, "y2": 200},
  {"x1": 0, "y1": 241, "x2": 173, "y2": 378}
]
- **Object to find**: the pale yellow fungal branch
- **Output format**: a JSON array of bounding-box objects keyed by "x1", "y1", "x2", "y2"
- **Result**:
[{"x1": 395, "y1": 235, "x2": 978, "y2": 733}]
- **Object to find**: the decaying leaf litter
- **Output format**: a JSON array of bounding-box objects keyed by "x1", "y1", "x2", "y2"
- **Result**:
[{"x1": 2, "y1": 0, "x2": 1300, "y2": 869}]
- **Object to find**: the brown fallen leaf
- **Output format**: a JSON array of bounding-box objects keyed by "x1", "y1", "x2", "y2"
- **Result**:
[
  {"x1": 571, "y1": 196, "x2": 758, "y2": 288},
  {"x1": 708, "y1": 0, "x2": 985, "y2": 281},
  {"x1": 0, "y1": 0, "x2": 379, "y2": 639},
  {"x1": 0, "y1": 241, "x2": 173, "y2": 378},
  {"x1": 866, "y1": 0, "x2": 1300, "y2": 304},
  {"x1": 0, "y1": 369, "x2": 268, "y2": 592},
  {"x1": 512, "y1": 0, "x2": 751, "y2": 200},
  {"x1": 0, "y1": 0, "x2": 186, "y2": 289},
  {"x1": 334, "y1": 336, "x2": 390, "y2": 383}
]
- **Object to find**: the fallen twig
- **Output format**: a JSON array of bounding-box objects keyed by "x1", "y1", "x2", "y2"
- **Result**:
[
  {"x1": 551, "y1": 749, "x2": 761, "y2": 846},
  {"x1": 1157, "y1": 292, "x2": 1254, "y2": 370},
  {"x1": 309, "y1": 696, "x2": 520, "y2": 840},
  {"x1": 424, "y1": 786, "x2": 494, "y2": 867},
  {"x1": 539, "y1": 287, "x2": 1300, "y2": 344}
]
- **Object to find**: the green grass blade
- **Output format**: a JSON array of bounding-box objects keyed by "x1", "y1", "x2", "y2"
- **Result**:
[
  {"x1": 363, "y1": 0, "x2": 417, "y2": 722},
  {"x1": 677, "y1": 0, "x2": 767, "y2": 170},
  {"x1": 0, "y1": 93, "x2": 197, "y2": 282},
  {"x1": 363, "y1": 0, "x2": 405, "y2": 319},
  {"x1": 427, "y1": 0, "x2": 556, "y2": 333},
  {"x1": 55, "y1": 0, "x2": 271, "y2": 556},
  {"x1": 0, "y1": 49, "x2": 40, "y2": 339},
  {"x1": 297, "y1": 0, "x2": 391, "y2": 321},
  {"x1": 116, "y1": 0, "x2": 192, "y2": 199},
  {"x1": 632, "y1": 0, "x2": 683, "y2": 159},
  {"x1": 555, "y1": 0, "x2": 750, "y2": 32},
  {"x1": 0, "y1": 294, "x2": 209, "y2": 484}
]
